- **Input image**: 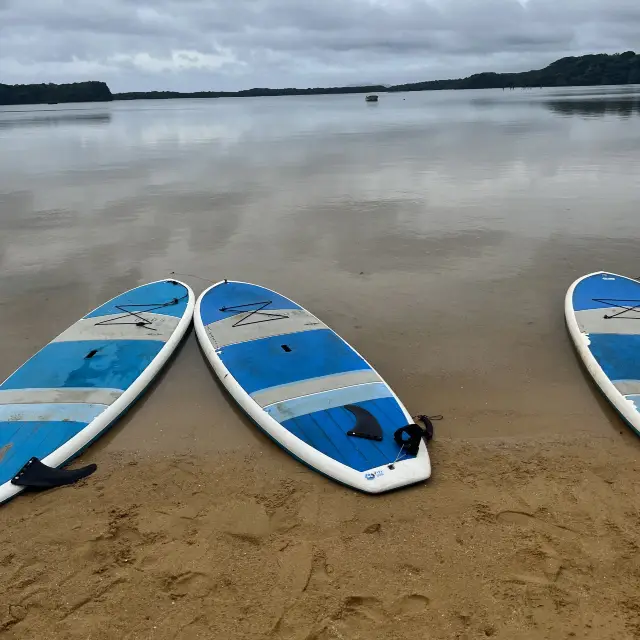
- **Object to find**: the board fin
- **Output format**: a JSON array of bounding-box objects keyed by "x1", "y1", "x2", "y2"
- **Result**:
[
  {"x1": 345, "y1": 404, "x2": 383, "y2": 441},
  {"x1": 11, "y1": 457, "x2": 97, "y2": 490}
]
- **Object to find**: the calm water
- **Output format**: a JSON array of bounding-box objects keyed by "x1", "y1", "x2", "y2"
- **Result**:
[{"x1": 1, "y1": 86, "x2": 639, "y2": 456}]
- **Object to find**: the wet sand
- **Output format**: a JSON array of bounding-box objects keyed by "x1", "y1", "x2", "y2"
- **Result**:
[{"x1": 1, "y1": 88, "x2": 640, "y2": 638}]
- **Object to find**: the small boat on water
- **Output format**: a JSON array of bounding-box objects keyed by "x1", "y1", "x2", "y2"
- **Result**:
[{"x1": 365, "y1": 94, "x2": 379, "y2": 102}]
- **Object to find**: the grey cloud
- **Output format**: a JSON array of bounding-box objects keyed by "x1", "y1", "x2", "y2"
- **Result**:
[{"x1": 1, "y1": 0, "x2": 638, "y2": 92}]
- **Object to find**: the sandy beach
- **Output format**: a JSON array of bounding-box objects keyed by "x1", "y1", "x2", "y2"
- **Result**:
[
  {"x1": 2, "y1": 90, "x2": 640, "y2": 639},
  {"x1": 1, "y1": 429, "x2": 640, "y2": 639}
]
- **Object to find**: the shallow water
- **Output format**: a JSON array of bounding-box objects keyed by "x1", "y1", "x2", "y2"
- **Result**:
[{"x1": 1, "y1": 86, "x2": 639, "y2": 456}]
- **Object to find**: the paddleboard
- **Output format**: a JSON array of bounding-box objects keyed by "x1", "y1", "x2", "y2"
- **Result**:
[
  {"x1": 0, "y1": 279, "x2": 195, "y2": 503},
  {"x1": 565, "y1": 271, "x2": 640, "y2": 434},
  {"x1": 194, "y1": 281, "x2": 431, "y2": 493}
]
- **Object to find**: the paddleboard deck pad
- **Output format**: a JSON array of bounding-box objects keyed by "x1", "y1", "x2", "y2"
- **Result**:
[
  {"x1": 195, "y1": 281, "x2": 431, "y2": 493},
  {"x1": 0, "y1": 279, "x2": 194, "y2": 503},
  {"x1": 566, "y1": 271, "x2": 640, "y2": 434}
]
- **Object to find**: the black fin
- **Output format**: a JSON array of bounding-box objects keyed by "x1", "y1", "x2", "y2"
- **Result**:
[
  {"x1": 11, "y1": 457, "x2": 97, "y2": 490},
  {"x1": 393, "y1": 424, "x2": 424, "y2": 456},
  {"x1": 345, "y1": 404, "x2": 383, "y2": 441}
]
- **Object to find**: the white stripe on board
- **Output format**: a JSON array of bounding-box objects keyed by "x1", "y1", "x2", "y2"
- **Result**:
[
  {"x1": 0, "y1": 388, "x2": 122, "y2": 406},
  {"x1": 251, "y1": 370, "x2": 382, "y2": 408},
  {"x1": 0, "y1": 403, "x2": 108, "y2": 424},
  {"x1": 263, "y1": 382, "x2": 393, "y2": 423},
  {"x1": 575, "y1": 308, "x2": 640, "y2": 336},
  {"x1": 206, "y1": 308, "x2": 326, "y2": 349},
  {"x1": 613, "y1": 380, "x2": 640, "y2": 396},
  {"x1": 53, "y1": 313, "x2": 181, "y2": 343}
]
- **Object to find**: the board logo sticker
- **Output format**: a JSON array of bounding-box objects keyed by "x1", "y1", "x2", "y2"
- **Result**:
[{"x1": 365, "y1": 470, "x2": 384, "y2": 480}]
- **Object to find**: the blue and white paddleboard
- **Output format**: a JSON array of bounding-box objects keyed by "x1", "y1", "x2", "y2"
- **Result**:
[
  {"x1": 566, "y1": 271, "x2": 640, "y2": 434},
  {"x1": 194, "y1": 281, "x2": 431, "y2": 493},
  {"x1": 0, "y1": 279, "x2": 194, "y2": 503}
]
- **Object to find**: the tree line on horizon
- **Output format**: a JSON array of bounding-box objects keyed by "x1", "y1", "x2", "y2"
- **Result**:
[
  {"x1": 0, "y1": 81, "x2": 113, "y2": 105},
  {"x1": 389, "y1": 51, "x2": 640, "y2": 92},
  {"x1": 1, "y1": 52, "x2": 639, "y2": 106}
]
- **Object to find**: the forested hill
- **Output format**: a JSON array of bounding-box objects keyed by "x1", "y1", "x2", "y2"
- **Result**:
[
  {"x1": 1, "y1": 53, "x2": 639, "y2": 106},
  {"x1": 115, "y1": 85, "x2": 387, "y2": 100},
  {"x1": 117, "y1": 52, "x2": 640, "y2": 99},
  {"x1": 0, "y1": 81, "x2": 112, "y2": 105},
  {"x1": 389, "y1": 52, "x2": 640, "y2": 92}
]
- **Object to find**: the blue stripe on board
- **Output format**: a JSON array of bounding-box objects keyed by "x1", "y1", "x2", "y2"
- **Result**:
[
  {"x1": 0, "y1": 403, "x2": 107, "y2": 424},
  {"x1": 85, "y1": 281, "x2": 190, "y2": 319},
  {"x1": 200, "y1": 282, "x2": 301, "y2": 326},
  {"x1": 310, "y1": 411, "x2": 361, "y2": 466},
  {"x1": 263, "y1": 383, "x2": 393, "y2": 423},
  {"x1": 0, "y1": 420, "x2": 88, "y2": 485},
  {"x1": 588, "y1": 334, "x2": 640, "y2": 382},
  {"x1": 282, "y1": 414, "x2": 348, "y2": 466},
  {"x1": 218, "y1": 329, "x2": 370, "y2": 395},
  {"x1": 280, "y1": 397, "x2": 413, "y2": 472},
  {"x1": 572, "y1": 274, "x2": 640, "y2": 312},
  {"x1": 0, "y1": 340, "x2": 164, "y2": 392}
]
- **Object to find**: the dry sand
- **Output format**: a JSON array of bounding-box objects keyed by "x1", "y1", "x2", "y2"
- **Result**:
[{"x1": 2, "y1": 432, "x2": 640, "y2": 640}]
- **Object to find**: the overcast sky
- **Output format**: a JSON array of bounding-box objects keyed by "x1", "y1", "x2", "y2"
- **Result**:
[{"x1": 1, "y1": 0, "x2": 638, "y2": 92}]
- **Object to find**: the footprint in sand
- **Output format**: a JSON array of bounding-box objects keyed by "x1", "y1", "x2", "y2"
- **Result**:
[
  {"x1": 308, "y1": 550, "x2": 332, "y2": 585},
  {"x1": 341, "y1": 593, "x2": 430, "y2": 628},
  {"x1": 161, "y1": 570, "x2": 212, "y2": 599},
  {"x1": 303, "y1": 593, "x2": 431, "y2": 640},
  {"x1": 306, "y1": 595, "x2": 386, "y2": 639},
  {"x1": 221, "y1": 500, "x2": 271, "y2": 543},
  {"x1": 539, "y1": 543, "x2": 564, "y2": 582},
  {"x1": 497, "y1": 510, "x2": 578, "y2": 538},
  {"x1": 390, "y1": 594, "x2": 431, "y2": 616},
  {"x1": 498, "y1": 511, "x2": 578, "y2": 589},
  {"x1": 269, "y1": 506, "x2": 300, "y2": 534},
  {"x1": 341, "y1": 596, "x2": 386, "y2": 628}
]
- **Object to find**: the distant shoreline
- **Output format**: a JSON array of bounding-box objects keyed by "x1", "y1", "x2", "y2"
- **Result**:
[{"x1": 1, "y1": 51, "x2": 638, "y2": 106}]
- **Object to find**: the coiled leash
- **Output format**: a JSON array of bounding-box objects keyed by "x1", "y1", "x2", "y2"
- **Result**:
[{"x1": 389, "y1": 414, "x2": 442, "y2": 468}]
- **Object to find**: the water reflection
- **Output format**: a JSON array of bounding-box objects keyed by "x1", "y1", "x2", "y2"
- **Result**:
[
  {"x1": 0, "y1": 87, "x2": 639, "y2": 444},
  {"x1": 1, "y1": 87, "x2": 639, "y2": 294},
  {"x1": 546, "y1": 97, "x2": 640, "y2": 118},
  {"x1": 0, "y1": 110, "x2": 111, "y2": 130}
]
